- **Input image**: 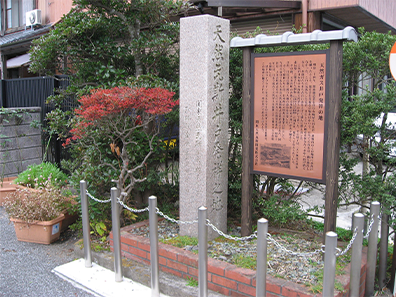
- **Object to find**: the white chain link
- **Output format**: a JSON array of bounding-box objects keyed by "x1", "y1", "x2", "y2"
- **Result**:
[
  {"x1": 86, "y1": 190, "x2": 111, "y2": 203},
  {"x1": 84, "y1": 189, "x2": 366, "y2": 259},
  {"x1": 267, "y1": 233, "x2": 323, "y2": 257},
  {"x1": 336, "y1": 227, "x2": 359, "y2": 257},
  {"x1": 117, "y1": 198, "x2": 149, "y2": 213},
  {"x1": 156, "y1": 208, "x2": 198, "y2": 225},
  {"x1": 206, "y1": 219, "x2": 257, "y2": 241},
  {"x1": 364, "y1": 215, "x2": 375, "y2": 239}
]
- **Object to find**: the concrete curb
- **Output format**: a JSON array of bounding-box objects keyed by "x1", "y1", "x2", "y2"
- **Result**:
[{"x1": 74, "y1": 244, "x2": 225, "y2": 297}]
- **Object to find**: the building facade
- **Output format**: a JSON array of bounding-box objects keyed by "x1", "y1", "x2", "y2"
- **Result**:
[
  {"x1": 189, "y1": 0, "x2": 396, "y2": 35},
  {"x1": 0, "y1": 0, "x2": 394, "y2": 80},
  {"x1": 0, "y1": 0, "x2": 73, "y2": 79}
]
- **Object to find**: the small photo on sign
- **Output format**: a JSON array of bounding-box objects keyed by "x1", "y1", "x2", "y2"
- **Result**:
[{"x1": 260, "y1": 143, "x2": 291, "y2": 169}]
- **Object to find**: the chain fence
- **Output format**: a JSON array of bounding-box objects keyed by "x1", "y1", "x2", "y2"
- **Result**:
[
  {"x1": 364, "y1": 214, "x2": 376, "y2": 240},
  {"x1": 336, "y1": 227, "x2": 359, "y2": 257},
  {"x1": 85, "y1": 189, "x2": 378, "y2": 258},
  {"x1": 86, "y1": 190, "x2": 111, "y2": 203}
]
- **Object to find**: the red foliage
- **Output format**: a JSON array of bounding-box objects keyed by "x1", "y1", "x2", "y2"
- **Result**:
[
  {"x1": 63, "y1": 86, "x2": 177, "y2": 147},
  {"x1": 77, "y1": 86, "x2": 177, "y2": 120}
]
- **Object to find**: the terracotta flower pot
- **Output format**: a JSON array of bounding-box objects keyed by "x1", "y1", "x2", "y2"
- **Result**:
[
  {"x1": 0, "y1": 177, "x2": 17, "y2": 206},
  {"x1": 10, "y1": 214, "x2": 65, "y2": 244},
  {"x1": 12, "y1": 185, "x2": 79, "y2": 233},
  {"x1": 61, "y1": 211, "x2": 78, "y2": 233}
]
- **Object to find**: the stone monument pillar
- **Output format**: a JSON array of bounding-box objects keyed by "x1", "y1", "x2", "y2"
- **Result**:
[{"x1": 179, "y1": 15, "x2": 229, "y2": 239}]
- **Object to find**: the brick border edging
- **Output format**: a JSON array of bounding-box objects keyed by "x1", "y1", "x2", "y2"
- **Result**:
[{"x1": 110, "y1": 220, "x2": 367, "y2": 297}]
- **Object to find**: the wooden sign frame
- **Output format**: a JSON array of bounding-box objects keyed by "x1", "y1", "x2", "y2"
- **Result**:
[{"x1": 250, "y1": 50, "x2": 329, "y2": 183}]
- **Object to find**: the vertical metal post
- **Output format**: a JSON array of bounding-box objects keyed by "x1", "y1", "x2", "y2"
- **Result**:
[
  {"x1": 111, "y1": 187, "x2": 123, "y2": 282},
  {"x1": 323, "y1": 231, "x2": 337, "y2": 297},
  {"x1": 241, "y1": 46, "x2": 253, "y2": 237},
  {"x1": 80, "y1": 180, "x2": 92, "y2": 268},
  {"x1": 365, "y1": 201, "x2": 380, "y2": 297},
  {"x1": 378, "y1": 213, "x2": 389, "y2": 290},
  {"x1": 198, "y1": 206, "x2": 208, "y2": 297},
  {"x1": 112, "y1": 179, "x2": 121, "y2": 197},
  {"x1": 350, "y1": 213, "x2": 364, "y2": 297},
  {"x1": 149, "y1": 196, "x2": 160, "y2": 297},
  {"x1": 256, "y1": 218, "x2": 268, "y2": 297}
]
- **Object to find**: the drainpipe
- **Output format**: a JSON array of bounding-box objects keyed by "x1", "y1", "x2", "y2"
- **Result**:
[{"x1": 302, "y1": 0, "x2": 308, "y2": 33}]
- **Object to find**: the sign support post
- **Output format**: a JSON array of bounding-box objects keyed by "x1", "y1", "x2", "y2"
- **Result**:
[
  {"x1": 324, "y1": 40, "x2": 343, "y2": 238},
  {"x1": 231, "y1": 27, "x2": 358, "y2": 237},
  {"x1": 241, "y1": 47, "x2": 253, "y2": 237}
]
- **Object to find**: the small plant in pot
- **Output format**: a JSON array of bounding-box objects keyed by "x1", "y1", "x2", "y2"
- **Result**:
[
  {"x1": 3, "y1": 177, "x2": 73, "y2": 244},
  {"x1": 12, "y1": 162, "x2": 78, "y2": 232},
  {"x1": 14, "y1": 162, "x2": 68, "y2": 189}
]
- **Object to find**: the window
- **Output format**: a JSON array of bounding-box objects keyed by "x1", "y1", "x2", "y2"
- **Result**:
[
  {"x1": 3, "y1": 0, "x2": 34, "y2": 29},
  {"x1": 7, "y1": 0, "x2": 18, "y2": 28}
]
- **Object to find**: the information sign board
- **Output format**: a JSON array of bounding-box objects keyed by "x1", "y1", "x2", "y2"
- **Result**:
[{"x1": 251, "y1": 51, "x2": 329, "y2": 183}]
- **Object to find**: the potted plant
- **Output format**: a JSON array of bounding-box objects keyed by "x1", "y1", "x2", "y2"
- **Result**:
[
  {"x1": 11, "y1": 162, "x2": 78, "y2": 232},
  {"x1": 3, "y1": 176, "x2": 76, "y2": 244},
  {"x1": 0, "y1": 176, "x2": 17, "y2": 206},
  {"x1": 14, "y1": 162, "x2": 68, "y2": 189}
]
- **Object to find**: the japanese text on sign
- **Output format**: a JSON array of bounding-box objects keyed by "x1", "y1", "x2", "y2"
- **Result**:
[{"x1": 252, "y1": 52, "x2": 328, "y2": 182}]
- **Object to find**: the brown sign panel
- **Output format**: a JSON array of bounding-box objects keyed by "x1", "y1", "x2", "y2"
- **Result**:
[{"x1": 251, "y1": 51, "x2": 329, "y2": 183}]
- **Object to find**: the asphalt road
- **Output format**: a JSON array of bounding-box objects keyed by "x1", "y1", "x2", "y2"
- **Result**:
[{"x1": 0, "y1": 207, "x2": 93, "y2": 297}]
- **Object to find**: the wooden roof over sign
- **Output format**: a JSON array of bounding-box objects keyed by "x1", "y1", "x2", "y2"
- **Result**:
[
  {"x1": 190, "y1": 0, "x2": 301, "y2": 8},
  {"x1": 187, "y1": 0, "x2": 301, "y2": 19},
  {"x1": 230, "y1": 26, "x2": 358, "y2": 48}
]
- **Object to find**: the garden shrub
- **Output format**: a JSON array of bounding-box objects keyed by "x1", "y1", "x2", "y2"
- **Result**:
[{"x1": 15, "y1": 162, "x2": 68, "y2": 188}]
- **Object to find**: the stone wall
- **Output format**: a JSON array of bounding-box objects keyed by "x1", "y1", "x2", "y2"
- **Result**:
[{"x1": 0, "y1": 107, "x2": 42, "y2": 177}]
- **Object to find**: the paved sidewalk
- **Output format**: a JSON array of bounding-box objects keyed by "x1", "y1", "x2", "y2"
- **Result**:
[
  {"x1": 0, "y1": 207, "x2": 93, "y2": 297},
  {"x1": 1, "y1": 207, "x2": 225, "y2": 297}
]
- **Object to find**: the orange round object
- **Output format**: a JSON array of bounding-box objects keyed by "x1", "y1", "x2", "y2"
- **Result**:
[{"x1": 389, "y1": 42, "x2": 396, "y2": 80}]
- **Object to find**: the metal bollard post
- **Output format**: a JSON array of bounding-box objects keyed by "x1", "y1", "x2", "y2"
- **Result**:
[
  {"x1": 112, "y1": 179, "x2": 121, "y2": 198},
  {"x1": 365, "y1": 201, "x2": 380, "y2": 297},
  {"x1": 111, "y1": 187, "x2": 123, "y2": 282},
  {"x1": 198, "y1": 206, "x2": 208, "y2": 297},
  {"x1": 149, "y1": 196, "x2": 160, "y2": 297},
  {"x1": 350, "y1": 213, "x2": 364, "y2": 297},
  {"x1": 256, "y1": 218, "x2": 268, "y2": 297},
  {"x1": 80, "y1": 180, "x2": 92, "y2": 268},
  {"x1": 378, "y1": 213, "x2": 389, "y2": 290},
  {"x1": 323, "y1": 231, "x2": 337, "y2": 297}
]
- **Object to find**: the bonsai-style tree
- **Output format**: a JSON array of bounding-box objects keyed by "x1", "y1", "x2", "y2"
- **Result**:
[
  {"x1": 27, "y1": 0, "x2": 188, "y2": 215},
  {"x1": 28, "y1": 0, "x2": 189, "y2": 144},
  {"x1": 65, "y1": 86, "x2": 178, "y2": 205}
]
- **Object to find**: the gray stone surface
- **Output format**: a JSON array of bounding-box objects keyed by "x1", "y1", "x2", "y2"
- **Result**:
[
  {"x1": 179, "y1": 15, "x2": 230, "y2": 239},
  {"x1": 0, "y1": 108, "x2": 42, "y2": 177},
  {"x1": 0, "y1": 207, "x2": 93, "y2": 297}
]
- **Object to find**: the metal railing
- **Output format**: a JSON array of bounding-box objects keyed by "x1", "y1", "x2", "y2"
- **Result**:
[{"x1": 79, "y1": 180, "x2": 381, "y2": 297}]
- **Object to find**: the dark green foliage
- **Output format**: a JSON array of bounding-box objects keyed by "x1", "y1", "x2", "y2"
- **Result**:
[
  {"x1": 256, "y1": 195, "x2": 307, "y2": 228},
  {"x1": 15, "y1": 162, "x2": 68, "y2": 188},
  {"x1": 339, "y1": 29, "x2": 396, "y2": 227}
]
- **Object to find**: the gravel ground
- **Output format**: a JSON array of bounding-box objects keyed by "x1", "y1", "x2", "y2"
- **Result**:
[
  {"x1": 0, "y1": 207, "x2": 93, "y2": 297},
  {"x1": 129, "y1": 219, "x2": 329, "y2": 287}
]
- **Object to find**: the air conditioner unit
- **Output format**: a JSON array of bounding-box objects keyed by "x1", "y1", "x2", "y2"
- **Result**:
[{"x1": 26, "y1": 9, "x2": 42, "y2": 27}]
